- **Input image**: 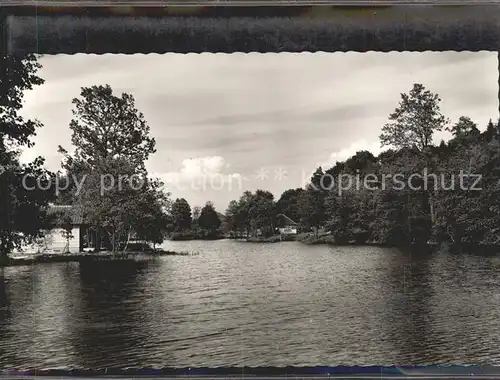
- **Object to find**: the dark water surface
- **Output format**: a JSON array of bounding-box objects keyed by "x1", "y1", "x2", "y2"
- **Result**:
[{"x1": 1, "y1": 240, "x2": 500, "y2": 369}]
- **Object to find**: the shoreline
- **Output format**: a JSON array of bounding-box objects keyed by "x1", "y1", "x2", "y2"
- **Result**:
[
  {"x1": 229, "y1": 234, "x2": 500, "y2": 254},
  {"x1": 0, "y1": 250, "x2": 193, "y2": 268},
  {"x1": 2, "y1": 239, "x2": 498, "y2": 268},
  {"x1": 168, "y1": 237, "x2": 226, "y2": 242}
]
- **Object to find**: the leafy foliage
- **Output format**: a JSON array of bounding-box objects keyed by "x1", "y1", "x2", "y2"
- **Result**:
[
  {"x1": 3, "y1": 68, "x2": 499, "y2": 255},
  {"x1": 380, "y1": 83, "x2": 448, "y2": 151},
  {"x1": 0, "y1": 54, "x2": 56, "y2": 257},
  {"x1": 223, "y1": 83, "x2": 500, "y2": 249},
  {"x1": 275, "y1": 188, "x2": 304, "y2": 224},
  {"x1": 61, "y1": 84, "x2": 156, "y2": 170},
  {"x1": 171, "y1": 198, "x2": 192, "y2": 233},
  {"x1": 58, "y1": 84, "x2": 167, "y2": 252},
  {"x1": 197, "y1": 202, "x2": 222, "y2": 239}
]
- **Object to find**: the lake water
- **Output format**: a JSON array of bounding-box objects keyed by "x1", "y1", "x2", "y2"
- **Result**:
[{"x1": 1, "y1": 240, "x2": 500, "y2": 369}]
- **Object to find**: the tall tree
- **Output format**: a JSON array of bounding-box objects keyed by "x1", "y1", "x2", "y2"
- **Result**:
[
  {"x1": 298, "y1": 187, "x2": 325, "y2": 236},
  {"x1": 225, "y1": 200, "x2": 241, "y2": 238},
  {"x1": 297, "y1": 167, "x2": 328, "y2": 235},
  {"x1": 60, "y1": 84, "x2": 156, "y2": 170},
  {"x1": 483, "y1": 119, "x2": 496, "y2": 142},
  {"x1": 344, "y1": 150, "x2": 378, "y2": 175},
  {"x1": 59, "y1": 84, "x2": 164, "y2": 251},
  {"x1": 133, "y1": 179, "x2": 171, "y2": 250},
  {"x1": 0, "y1": 54, "x2": 55, "y2": 257},
  {"x1": 310, "y1": 167, "x2": 326, "y2": 190},
  {"x1": 198, "y1": 201, "x2": 222, "y2": 238},
  {"x1": 60, "y1": 214, "x2": 74, "y2": 253},
  {"x1": 379, "y1": 83, "x2": 448, "y2": 231},
  {"x1": 76, "y1": 157, "x2": 141, "y2": 252},
  {"x1": 447, "y1": 116, "x2": 480, "y2": 139},
  {"x1": 236, "y1": 191, "x2": 254, "y2": 238},
  {"x1": 249, "y1": 190, "x2": 276, "y2": 237},
  {"x1": 379, "y1": 83, "x2": 448, "y2": 151},
  {"x1": 276, "y1": 188, "x2": 304, "y2": 223},
  {"x1": 0, "y1": 54, "x2": 44, "y2": 150},
  {"x1": 171, "y1": 198, "x2": 192, "y2": 232}
]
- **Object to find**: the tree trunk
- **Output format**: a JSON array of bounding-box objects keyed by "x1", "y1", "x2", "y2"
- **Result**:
[
  {"x1": 111, "y1": 226, "x2": 116, "y2": 254},
  {"x1": 95, "y1": 229, "x2": 101, "y2": 253},
  {"x1": 429, "y1": 194, "x2": 435, "y2": 225},
  {"x1": 0, "y1": 237, "x2": 7, "y2": 258},
  {"x1": 122, "y1": 226, "x2": 132, "y2": 253}
]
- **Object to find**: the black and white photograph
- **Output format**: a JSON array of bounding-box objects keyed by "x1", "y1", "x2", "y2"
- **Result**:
[{"x1": 1, "y1": 51, "x2": 500, "y2": 369}]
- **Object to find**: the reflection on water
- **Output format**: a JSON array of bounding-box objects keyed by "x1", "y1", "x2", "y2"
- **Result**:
[{"x1": 1, "y1": 240, "x2": 500, "y2": 369}]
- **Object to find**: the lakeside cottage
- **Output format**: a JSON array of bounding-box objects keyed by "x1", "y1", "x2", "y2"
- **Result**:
[
  {"x1": 46, "y1": 204, "x2": 87, "y2": 253},
  {"x1": 15, "y1": 204, "x2": 89, "y2": 254},
  {"x1": 276, "y1": 214, "x2": 298, "y2": 235}
]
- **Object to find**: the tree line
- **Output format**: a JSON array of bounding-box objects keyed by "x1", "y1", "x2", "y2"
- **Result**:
[
  {"x1": 224, "y1": 84, "x2": 500, "y2": 249},
  {"x1": 1, "y1": 55, "x2": 499, "y2": 257},
  {"x1": 169, "y1": 198, "x2": 224, "y2": 240}
]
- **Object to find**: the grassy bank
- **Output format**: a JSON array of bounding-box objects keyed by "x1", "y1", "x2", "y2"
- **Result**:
[
  {"x1": 169, "y1": 232, "x2": 225, "y2": 241},
  {"x1": 297, "y1": 233, "x2": 335, "y2": 245},
  {"x1": 297, "y1": 234, "x2": 500, "y2": 254},
  {"x1": 0, "y1": 250, "x2": 194, "y2": 268},
  {"x1": 241, "y1": 232, "x2": 333, "y2": 244},
  {"x1": 244, "y1": 235, "x2": 284, "y2": 243}
]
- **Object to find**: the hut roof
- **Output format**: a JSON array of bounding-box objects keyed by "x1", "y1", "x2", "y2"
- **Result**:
[
  {"x1": 277, "y1": 214, "x2": 298, "y2": 226},
  {"x1": 47, "y1": 204, "x2": 85, "y2": 225}
]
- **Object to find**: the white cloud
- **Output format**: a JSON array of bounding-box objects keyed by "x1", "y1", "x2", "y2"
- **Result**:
[
  {"x1": 153, "y1": 155, "x2": 242, "y2": 186},
  {"x1": 17, "y1": 52, "x2": 498, "y2": 210},
  {"x1": 303, "y1": 140, "x2": 384, "y2": 182},
  {"x1": 181, "y1": 156, "x2": 226, "y2": 178},
  {"x1": 325, "y1": 140, "x2": 383, "y2": 167}
]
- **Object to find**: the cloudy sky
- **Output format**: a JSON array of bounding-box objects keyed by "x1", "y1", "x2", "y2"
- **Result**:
[{"x1": 19, "y1": 52, "x2": 498, "y2": 211}]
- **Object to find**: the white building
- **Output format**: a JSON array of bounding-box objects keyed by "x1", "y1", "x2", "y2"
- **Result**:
[
  {"x1": 14, "y1": 204, "x2": 85, "y2": 255},
  {"x1": 276, "y1": 214, "x2": 298, "y2": 235}
]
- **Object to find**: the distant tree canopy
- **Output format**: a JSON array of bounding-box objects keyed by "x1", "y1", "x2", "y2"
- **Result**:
[
  {"x1": 3, "y1": 71, "x2": 500, "y2": 256},
  {"x1": 171, "y1": 198, "x2": 192, "y2": 233},
  {"x1": 222, "y1": 83, "x2": 500, "y2": 248},
  {"x1": 221, "y1": 190, "x2": 277, "y2": 238},
  {"x1": 380, "y1": 83, "x2": 448, "y2": 152},
  {"x1": 448, "y1": 116, "x2": 480, "y2": 139},
  {"x1": 133, "y1": 179, "x2": 171, "y2": 248},
  {"x1": 198, "y1": 202, "x2": 222, "y2": 238},
  {"x1": 344, "y1": 150, "x2": 378, "y2": 174},
  {"x1": 164, "y1": 199, "x2": 225, "y2": 240},
  {"x1": 275, "y1": 188, "x2": 304, "y2": 223}
]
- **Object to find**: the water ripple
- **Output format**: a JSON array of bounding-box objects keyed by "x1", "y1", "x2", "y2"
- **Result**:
[{"x1": 0, "y1": 241, "x2": 500, "y2": 368}]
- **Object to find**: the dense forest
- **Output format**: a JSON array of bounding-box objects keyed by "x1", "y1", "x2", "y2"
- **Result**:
[
  {"x1": 1, "y1": 55, "x2": 499, "y2": 257},
  {"x1": 224, "y1": 84, "x2": 500, "y2": 249}
]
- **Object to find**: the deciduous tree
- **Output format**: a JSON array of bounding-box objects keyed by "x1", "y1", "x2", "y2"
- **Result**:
[
  {"x1": 198, "y1": 201, "x2": 222, "y2": 238},
  {"x1": 171, "y1": 198, "x2": 192, "y2": 232},
  {"x1": 380, "y1": 83, "x2": 448, "y2": 151},
  {"x1": 0, "y1": 54, "x2": 55, "y2": 257}
]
